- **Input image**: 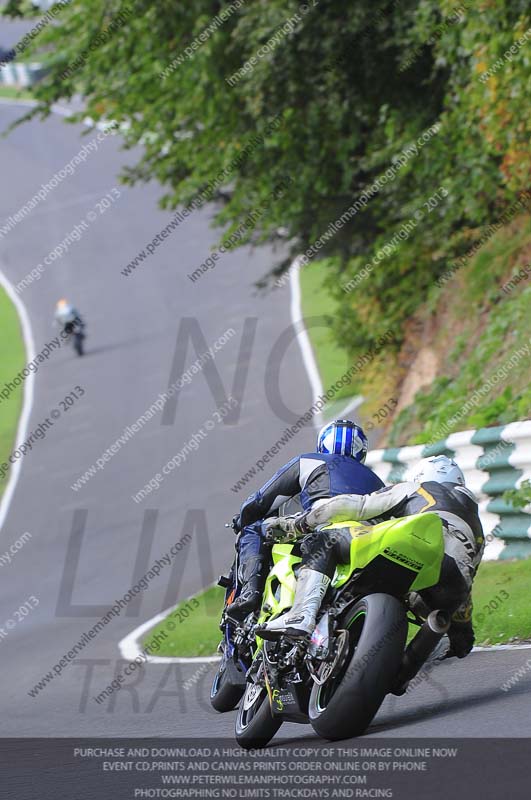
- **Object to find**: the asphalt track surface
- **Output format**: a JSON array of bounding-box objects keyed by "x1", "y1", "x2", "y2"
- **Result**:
[
  {"x1": 0, "y1": 102, "x2": 319, "y2": 735},
  {"x1": 0, "y1": 103, "x2": 529, "y2": 751},
  {"x1": 182, "y1": 647, "x2": 531, "y2": 740}
]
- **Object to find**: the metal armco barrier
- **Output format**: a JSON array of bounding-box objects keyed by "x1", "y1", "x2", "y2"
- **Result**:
[
  {"x1": 0, "y1": 62, "x2": 47, "y2": 87},
  {"x1": 366, "y1": 419, "x2": 531, "y2": 560}
]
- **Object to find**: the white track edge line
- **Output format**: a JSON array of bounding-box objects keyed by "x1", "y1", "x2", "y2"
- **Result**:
[
  {"x1": 335, "y1": 394, "x2": 364, "y2": 424},
  {"x1": 0, "y1": 268, "x2": 36, "y2": 532},
  {"x1": 289, "y1": 258, "x2": 324, "y2": 429},
  {"x1": 0, "y1": 97, "x2": 101, "y2": 534},
  {"x1": 472, "y1": 643, "x2": 531, "y2": 652},
  {"x1": 118, "y1": 586, "x2": 221, "y2": 666}
]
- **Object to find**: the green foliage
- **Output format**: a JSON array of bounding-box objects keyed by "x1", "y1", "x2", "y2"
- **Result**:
[
  {"x1": 504, "y1": 480, "x2": 531, "y2": 510},
  {"x1": 4, "y1": 0, "x2": 531, "y2": 430},
  {"x1": 389, "y1": 280, "x2": 531, "y2": 446},
  {"x1": 451, "y1": 334, "x2": 467, "y2": 361}
]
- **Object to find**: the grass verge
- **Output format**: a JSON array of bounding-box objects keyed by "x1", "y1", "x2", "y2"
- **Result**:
[
  {"x1": 143, "y1": 558, "x2": 531, "y2": 657},
  {"x1": 145, "y1": 585, "x2": 225, "y2": 658},
  {"x1": 472, "y1": 557, "x2": 531, "y2": 646},
  {"x1": 298, "y1": 259, "x2": 402, "y2": 433},
  {"x1": 0, "y1": 286, "x2": 25, "y2": 499},
  {"x1": 0, "y1": 86, "x2": 34, "y2": 101},
  {"x1": 299, "y1": 259, "x2": 360, "y2": 406}
]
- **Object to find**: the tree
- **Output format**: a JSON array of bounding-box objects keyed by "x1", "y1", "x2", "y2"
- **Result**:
[{"x1": 5, "y1": 0, "x2": 531, "y2": 350}]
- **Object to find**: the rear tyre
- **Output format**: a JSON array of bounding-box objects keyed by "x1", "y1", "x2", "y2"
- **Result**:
[
  {"x1": 210, "y1": 658, "x2": 246, "y2": 713},
  {"x1": 235, "y1": 680, "x2": 282, "y2": 749},
  {"x1": 309, "y1": 593, "x2": 407, "y2": 740}
]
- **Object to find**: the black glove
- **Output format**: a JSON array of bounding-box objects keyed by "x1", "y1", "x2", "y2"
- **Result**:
[
  {"x1": 264, "y1": 514, "x2": 310, "y2": 542},
  {"x1": 447, "y1": 620, "x2": 475, "y2": 658},
  {"x1": 231, "y1": 514, "x2": 241, "y2": 534}
]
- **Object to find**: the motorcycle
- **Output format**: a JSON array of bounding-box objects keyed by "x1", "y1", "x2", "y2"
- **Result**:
[
  {"x1": 210, "y1": 548, "x2": 253, "y2": 713},
  {"x1": 212, "y1": 511, "x2": 449, "y2": 747},
  {"x1": 64, "y1": 318, "x2": 86, "y2": 356}
]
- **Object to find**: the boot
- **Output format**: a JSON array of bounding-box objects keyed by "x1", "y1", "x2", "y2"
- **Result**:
[
  {"x1": 229, "y1": 555, "x2": 266, "y2": 619},
  {"x1": 257, "y1": 568, "x2": 330, "y2": 640}
]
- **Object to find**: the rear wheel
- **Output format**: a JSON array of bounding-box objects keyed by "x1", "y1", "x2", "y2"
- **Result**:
[
  {"x1": 235, "y1": 673, "x2": 282, "y2": 749},
  {"x1": 309, "y1": 593, "x2": 407, "y2": 740}
]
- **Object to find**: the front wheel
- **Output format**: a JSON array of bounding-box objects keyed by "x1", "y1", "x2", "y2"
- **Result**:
[
  {"x1": 309, "y1": 593, "x2": 407, "y2": 740},
  {"x1": 74, "y1": 333, "x2": 84, "y2": 356},
  {"x1": 210, "y1": 658, "x2": 246, "y2": 713},
  {"x1": 235, "y1": 677, "x2": 282, "y2": 749}
]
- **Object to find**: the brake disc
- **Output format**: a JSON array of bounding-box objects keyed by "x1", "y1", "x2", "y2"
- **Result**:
[
  {"x1": 242, "y1": 682, "x2": 264, "y2": 710},
  {"x1": 309, "y1": 629, "x2": 349, "y2": 686}
]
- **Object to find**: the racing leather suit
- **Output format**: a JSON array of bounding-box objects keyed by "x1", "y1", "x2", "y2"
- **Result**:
[
  {"x1": 289, "y1": 480, "x2": 485, "y2": 656},
  {"x1": 230, "y1": 453, "x2": 383, "y2": 616}
]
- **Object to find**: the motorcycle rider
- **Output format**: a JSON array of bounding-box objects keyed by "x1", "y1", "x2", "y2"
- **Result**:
[
  {"x1": 259, "y1": 455, "x2": 483, "y2": 659},
  {"x1": 54, "y1": 299, "x2": 84, "y2": 335},
  {"x1": 229, "y1": 420, "x2": 383, "y2": 618}
]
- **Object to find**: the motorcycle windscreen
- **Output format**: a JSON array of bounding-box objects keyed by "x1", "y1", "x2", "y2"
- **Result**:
[{"x1": 328, "y1": 512, "x2": 444, "y2": 595}]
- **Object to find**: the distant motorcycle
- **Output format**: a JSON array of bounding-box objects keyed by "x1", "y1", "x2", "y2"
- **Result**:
[
  {"x1": 213, "y1": 512, "x2": 450, "y2": 748},
  {"x1": 55, "y1": 300, "x2": 86, "y2": 357},
  {"x1": 64, "y1": 318, "x2": 86, "y2": 356}
]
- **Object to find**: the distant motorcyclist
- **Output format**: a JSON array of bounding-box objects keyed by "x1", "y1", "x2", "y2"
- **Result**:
[
  {"x1": 55, "y1": 299, "x2": 86, "y2": 355},
  {"x1": 228, "y1": 420, "x2": 383, "y2": 619},
  {"x1": 260, "y1": 455, "x2": 484, "y2": 657},
  {"x1": 54, "y1": 298, "x2": 83, "y2": 331}
]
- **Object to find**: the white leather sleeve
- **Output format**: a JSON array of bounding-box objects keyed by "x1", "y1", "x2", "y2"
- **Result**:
[{"x1": 304, "y1": 482, "x2": 417, "y2": 528}]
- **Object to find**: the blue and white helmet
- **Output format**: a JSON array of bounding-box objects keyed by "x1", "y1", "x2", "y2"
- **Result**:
[{"x1": 317, "y1": 419, "x2": 368, "y2": 463}]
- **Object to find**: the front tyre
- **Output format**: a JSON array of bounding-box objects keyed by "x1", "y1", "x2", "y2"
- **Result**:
[
  {"x1": 74, "y1": 333, "x2": 84, "y2": 356},
  {"x1": 235, "y1": 680, "x2": 282, "y2": 749},
  {"x1": 210, "y1": 659, "x2": 246, "y2": 713},
  {"x1": 309, "y1": 593, "x2": 407, "y2": 740}
]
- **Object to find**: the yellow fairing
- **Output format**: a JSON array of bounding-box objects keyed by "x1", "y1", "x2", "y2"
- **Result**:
[{"x1": 328, "y1": 512, "x2": 444, "y2": 592}]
